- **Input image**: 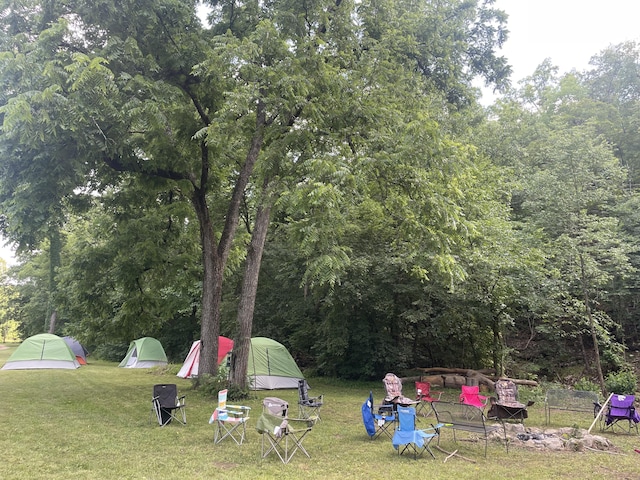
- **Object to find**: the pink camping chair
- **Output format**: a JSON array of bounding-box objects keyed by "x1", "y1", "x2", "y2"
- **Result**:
[{"x1": 459, "y1": 385, "x2": 488, "y2": 409}]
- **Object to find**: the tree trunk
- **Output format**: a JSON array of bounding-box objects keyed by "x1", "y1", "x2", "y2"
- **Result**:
[
  {"x1": 197, "y1": 102, "x2": 266, "y2": 378},
  {"x1": 44, "y1": 229, "x2": 61, "y2": 332},
  {"x1": 417, "y1": 367, "x2": 497, "y2": 375},
  {"x1": 230, "y1": 201, "x2": 272, "y2": 388},
  {"x1": 580, "y1": 253, "x2": 606, "y2": 396},
  {"x1": 195, "y1": 191, "x2": 221, "y2": 378},
  {"x1": 47, "y1": 310, "x2": 57, "y2": 334},
  {"x1": 492, "y1": 318, "x2": 501, "y2": 376}
]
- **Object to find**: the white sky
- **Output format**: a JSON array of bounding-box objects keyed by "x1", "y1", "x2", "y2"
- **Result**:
[
  {"x1": 2, "y1": 1, "x2": 640, "y2": 266},
  {"x1": 481, "y1": 0, "x2": 640, "y2": 102},
  {"x1": 0, "y1": 241, "x2": 16, "y2": 267}
]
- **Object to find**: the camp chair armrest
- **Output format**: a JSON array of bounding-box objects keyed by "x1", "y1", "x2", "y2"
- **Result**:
[
  {"x1": 303, "y1": 395, "x2": 323, "y2": 405},
  {"x1": 459, "y1": 394, "x2": 488, "y2": 403},
  {"x1": 216, "y1": 407, "x2": 250, "y2": 418},
  {"x1": 225, "y1": 405, "x2": 251, "y2": 417},
  {"x1": 286, "y1": 416, "x2": 317, "y2": 431},
  {"x1": 422, "y1": 422, "x2": 445, "y2": 433}
]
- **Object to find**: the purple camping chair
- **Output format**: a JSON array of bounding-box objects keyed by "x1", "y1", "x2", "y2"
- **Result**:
[
  {"x1": 459, "y1": 385, "x2": 488, "y2": 409},
  {"x1": 601, "y1": 394, "x2": 640, "y2": 434}
]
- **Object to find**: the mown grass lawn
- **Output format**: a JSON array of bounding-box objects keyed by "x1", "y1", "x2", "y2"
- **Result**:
[{"x1": 1, "y1": 344, "x2": 638, "y2": 480}]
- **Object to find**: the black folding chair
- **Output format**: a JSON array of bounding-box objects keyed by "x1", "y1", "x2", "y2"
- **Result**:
[
  {"x1": 151, "y1": 384, "x2": 186, "y2": 426},
  {"x1": 298, "y1": 379, "x2": 324, "y2": 420}
]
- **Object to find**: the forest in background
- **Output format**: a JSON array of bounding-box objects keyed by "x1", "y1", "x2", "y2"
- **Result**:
[{"x1": 1, "y1": 0, "x2": 639, "y2": 393}]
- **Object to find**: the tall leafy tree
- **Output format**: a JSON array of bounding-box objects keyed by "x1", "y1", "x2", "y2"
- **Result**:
[
  {"x1": 0, "y1": 0, "x2": 510, "y2": 384},
  {"x1": 485, "y1": 65, "x2": 635, "y2": 390}
]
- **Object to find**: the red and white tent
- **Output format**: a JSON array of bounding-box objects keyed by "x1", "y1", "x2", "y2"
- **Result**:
[{"x1": 176, "y1": 337, "x2": 234, "y2": 378}]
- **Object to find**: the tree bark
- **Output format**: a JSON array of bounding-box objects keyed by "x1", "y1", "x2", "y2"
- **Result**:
[
  {"x1": 48, "y1": 310, "x2": 57, "y2": 334},
  {"x1": 580, "y1": 253, "x2": 606, "y2": 396},
  {"x1": 193, "y1": 185, "x2": 221, "y2": 378},
  {"x1": 45, "y1": 229, "x2": 61, "y2": 333},
  {"x1": 198, "y1": 101, "x2": 266, "y2": 378},
  {"x1": 230, "y1": 200, "x2": 272, "y2": 388}
]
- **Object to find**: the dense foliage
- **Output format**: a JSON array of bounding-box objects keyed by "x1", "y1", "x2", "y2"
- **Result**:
[{"x1": 1, "y1": 1, "x2": 639, "y2": 389}]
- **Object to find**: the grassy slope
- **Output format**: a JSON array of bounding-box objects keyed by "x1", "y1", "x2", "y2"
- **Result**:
[{"x1": 0, "y1": 345, "x2": 638, "y2": 480}]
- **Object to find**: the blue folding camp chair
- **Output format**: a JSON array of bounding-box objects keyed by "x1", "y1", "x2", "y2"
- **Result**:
[
  {"x1": 362, "y1": 391, "x2": 396, "y2": 440},
  {"x1": 392, "y1": 406, "x2": 441, "y2": 459}
]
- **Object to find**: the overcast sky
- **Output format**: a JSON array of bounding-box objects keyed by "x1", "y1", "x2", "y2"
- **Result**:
[
  {"x1": 2, "y1": 1, "x2": 640, "y2": 266},
  {"x1": 482, "y1": 0, "x2": 640, "y2": 102},
  {"x1": 0, "y1": 242, "x2": 15, "y2": 266}
]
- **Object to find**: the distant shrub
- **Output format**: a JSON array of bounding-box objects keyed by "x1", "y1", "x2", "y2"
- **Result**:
[
  {"x1": 226, "y1": 383, "x2": 251, "y2": 401},
  {"x1": 574, "y1": 377, "x2": 600, "y2": 392},
  {"x1": 605, "y1": 367, "x2": 637, "y2": 395},
  {"x1": 191, "y1": 369, "x2": 251, "y2": 401},
  {"x1": 192, "y1": 372, "x2": 228, "y2": 399}
]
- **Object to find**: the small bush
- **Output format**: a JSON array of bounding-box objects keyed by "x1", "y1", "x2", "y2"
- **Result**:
[
  {"x1": 191, "y1": 372, "x2": 228, "y2": 398},
  {"x1": 605, "y1": 367, "x2": 637, "y2": 395},
  {"x1": 190, "y1": 368, "x2": 251, "y2": 401},
  {"x1": 574, "y1": 377, "x2": 600, "y2": 392},
  {"x1": 226, "y1": 383, "x2": 251, "y2": 401}
]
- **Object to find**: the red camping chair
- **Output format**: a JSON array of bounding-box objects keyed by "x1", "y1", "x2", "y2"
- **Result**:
[
  {"x1": 459, "y1": 385, "x2": 488, "y2": 409},
  {"x1": 415, "y1": 381, "x2": 443, "y2": 418}
]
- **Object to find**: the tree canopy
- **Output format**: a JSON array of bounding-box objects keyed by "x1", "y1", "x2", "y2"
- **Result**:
[{"x1": 2, "y1": 1, "x2": 640, "y2": 388}]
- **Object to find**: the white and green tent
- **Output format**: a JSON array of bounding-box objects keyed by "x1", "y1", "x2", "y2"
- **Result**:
[
  {"x1": 247, "y1": 337, "x2": 304, "y2": 390},
  {"x1": 119, "y1": 337, "x2": 167, "y2": 368},
  {"x1": 1, "y1": 333, "x2": 80, "y2": 370}
]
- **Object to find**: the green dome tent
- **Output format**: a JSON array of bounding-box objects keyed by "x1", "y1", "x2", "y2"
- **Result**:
[
  {"x1": 1, "y1": 333, "x2": 80, "y2": 370},
  {"x1": 246, "y1": 337, "x2": 304, "y2": 390},
  {"x1": 119, "y1": 337, "x2": 167, "y2": 368}
]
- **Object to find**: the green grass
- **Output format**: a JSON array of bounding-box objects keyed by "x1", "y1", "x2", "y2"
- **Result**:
[{"x1": 1, "y1": 344, "x2": 639, "y2": 479}]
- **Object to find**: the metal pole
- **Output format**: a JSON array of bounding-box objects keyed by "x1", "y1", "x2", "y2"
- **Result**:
[{"x1": 588, "y1": 392, "x2": 614, "y2": 434}]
